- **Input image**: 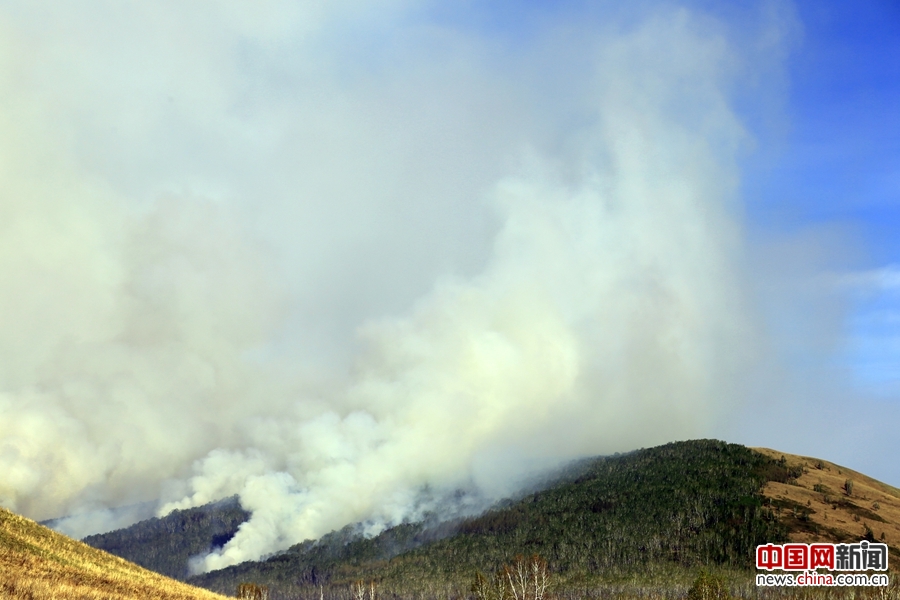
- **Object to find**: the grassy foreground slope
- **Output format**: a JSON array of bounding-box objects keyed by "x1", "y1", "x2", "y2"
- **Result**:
[{"x1": 0, "y1": 506, "x2": 230, "y2": 600}]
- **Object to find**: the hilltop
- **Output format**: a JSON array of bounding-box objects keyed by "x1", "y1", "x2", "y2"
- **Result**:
[
  {"x1": 184, "y1": 440, "x2": 796, "y2": 598},
  {"x1": 0, "y1": 505, "x2": 231, "y2": 600},
  {"x1": 77, "y1": 440, "x2": 900, "y2": 600}
]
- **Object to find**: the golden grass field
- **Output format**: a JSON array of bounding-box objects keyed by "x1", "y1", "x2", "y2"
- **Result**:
[
  {"x1": 0, "y1": 506, "x2": 231, "y2": 600},
  {"x1": 754, "y1": 447, "x2": 900, "y2": 570}
]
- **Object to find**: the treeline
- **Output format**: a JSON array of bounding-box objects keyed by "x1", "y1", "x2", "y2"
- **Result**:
[
  {"x1": 84, "y1": 495, "x2": 250, "y2": 580},
  {"x1": 187, "y1": 440, "x2": 793, "y2": 600}
]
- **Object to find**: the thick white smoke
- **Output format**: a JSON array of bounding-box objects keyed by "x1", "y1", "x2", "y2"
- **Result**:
[
  {"x1": 163, "y1": 11, "x2": 755, "y2": 571},
  {"x1": 0, "y1": 0, "x2": 787, "y2": 572}
]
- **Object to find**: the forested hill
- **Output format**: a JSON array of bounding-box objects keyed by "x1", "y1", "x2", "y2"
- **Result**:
[
  {"x1": 186, "y1": 440, "x2": 795, "y2": 599},
  {"x1": 83, "y1": 496, "x2": 250, "y2": 580}
]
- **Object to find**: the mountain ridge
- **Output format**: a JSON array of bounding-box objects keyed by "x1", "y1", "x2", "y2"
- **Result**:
[
  {"x1": 73, "y1": 440, "x2": 900, "y2": 600},
  {"x1": 181, "y1": 440, "x2": 794, "y2": 598}
]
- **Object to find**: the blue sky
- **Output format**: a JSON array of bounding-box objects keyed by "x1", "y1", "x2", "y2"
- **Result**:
[
  {"x1": 723, "y1": 0, "x2": 900, "y2": 481},
  {"x1": 747, "y1": 0, "x2": 899, "y2": 393},
  {"x1": 748, "y1": 0, "x2": 898, "y2": 237}
]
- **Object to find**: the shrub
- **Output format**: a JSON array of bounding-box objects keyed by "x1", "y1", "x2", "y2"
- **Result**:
[
  {"x1": 238, "y1": 583, "x2": 269, "y2": 600},
  {"x1": 687, "y1": 571, "x2": 730, "y2": 600}
]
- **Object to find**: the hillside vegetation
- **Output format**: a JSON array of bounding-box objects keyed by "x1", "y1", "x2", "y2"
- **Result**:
[
  {"x1": 73, "y1": 440, "x2": 900, "y2": 600},
  {"x1": 0, "y1": 505, "x2": 230, "y2": 600},
  {"x1": 83, "y1": 495, "x2": 250, "y2": 580},
  {"x1": 186, "y1": 440, "x2": 795, "y2": 599}
]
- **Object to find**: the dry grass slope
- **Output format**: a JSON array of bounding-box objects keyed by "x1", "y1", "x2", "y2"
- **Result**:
[
  {"x1": 0, "y1": 506, "x2": 231, "y2": 600},
  {"x1": 754, "y1": 448, "x2": 900, "y2": 570}
]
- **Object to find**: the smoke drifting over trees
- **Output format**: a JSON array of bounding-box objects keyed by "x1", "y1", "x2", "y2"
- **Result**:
[{"x1": 0, "y1": 0, "x2": 793, "y2": 572}]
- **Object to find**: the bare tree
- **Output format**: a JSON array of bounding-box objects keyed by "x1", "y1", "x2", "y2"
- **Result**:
[
  {"x1": 505, "y1": 556, "x2": 529, "y2": 600},
  {"x1": 529, "y1": 555, "x2": 550, "y2": 600},
  {"x1": 354, "y1": 580, "x2": 366, "y2": 600},
  {"x1": 238, "y1": 583, "x2": 269, "y2": 600},
  {"x1": 472, "y1": 572, "x2": 494, "y2": 600},
  {"x1": 352, "y1": 579, "x2": 378, "y2": 600},
  {"x1": 473, "y1": 555, "x2": 551, "y2": 600}
]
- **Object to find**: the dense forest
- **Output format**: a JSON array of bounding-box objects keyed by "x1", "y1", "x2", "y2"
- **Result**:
[
  {"x1": 176, "y1": 440, "x2": 794, "y2": 599},
  {"x1": 83, "y1": 496, "x2": 250, "y2": 580}
]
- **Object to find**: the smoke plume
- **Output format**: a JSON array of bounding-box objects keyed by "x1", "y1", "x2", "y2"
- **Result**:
[{"x1": 0, "y1": 0, "x2": 788, "y2": 572}]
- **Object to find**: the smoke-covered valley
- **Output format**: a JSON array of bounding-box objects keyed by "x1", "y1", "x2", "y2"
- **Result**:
[{"x1": 0, "y1": 0, "x2": 815, "y2": 575}]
